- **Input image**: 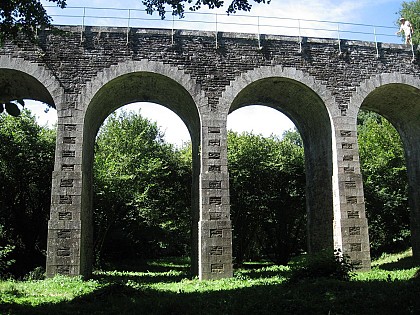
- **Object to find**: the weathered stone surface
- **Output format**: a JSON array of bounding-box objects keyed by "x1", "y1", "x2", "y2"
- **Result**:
[{"x1": 1, "y1": 25, "x2": 420, "y2": 278}]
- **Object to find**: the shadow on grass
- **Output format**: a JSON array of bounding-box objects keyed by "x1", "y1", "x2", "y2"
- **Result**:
[
  {"x1": 1, "y1": 276, "x2": 420, "y2": 315},
  {"x1": 99, "y1": 257, "x2": 190, "y2": 273},
  {"x1": 235, "y1": 266, "x2": 292, "y2": 280},
  {"x1": 379, "y1": 256, "x2": 420, "y2": 271},
  {"x1": 93, "y1": 270, "x2": 189, "y2": 285},
  {"x1": 93, "y1": 257, "x2": 191, "y2": 284}
]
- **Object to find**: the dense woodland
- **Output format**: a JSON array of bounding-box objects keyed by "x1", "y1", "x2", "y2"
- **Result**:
[{"x1": 0, "y1": 107, "x2": 410, "y2": 278}]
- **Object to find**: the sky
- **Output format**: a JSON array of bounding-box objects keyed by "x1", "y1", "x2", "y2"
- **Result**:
[{"x1": 30, "y1": 0, "x2": 404, "y2": 145}]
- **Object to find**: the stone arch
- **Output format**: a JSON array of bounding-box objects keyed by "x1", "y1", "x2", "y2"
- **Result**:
[
  {"x1": 48, "y1": 60, "x2": 204, "y2": 277},
  {"x1": 80, "y1": 59, "x2": 207, "y2": 138},
  {"x1": 220, "y1": 65, "x2": 336, "y2": 255},
  {"x1": 0, "y1": 55, "x2": 64, "y2": 108},
  {"x1": 350, "y1": 73, "x2": 420, "y2": 261}
]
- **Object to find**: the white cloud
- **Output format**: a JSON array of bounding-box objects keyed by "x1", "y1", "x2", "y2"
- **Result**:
[
  {"x1": 25, "y1": 101, "x2": 57, "y2": 128},
  {"x1": 227, "y1": 106, "x2": 295, "y2": 137},
  {"x1": 120, "y1": 103, "x2": 191, "y2": 146}
]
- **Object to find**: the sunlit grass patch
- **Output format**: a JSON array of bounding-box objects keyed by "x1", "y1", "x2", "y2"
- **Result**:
[
  {"x1": 353, "y1": 248, "x2": 419, "y2": 282},
  {"x1": 0, "y1": 275, "x2": 99, "y2": 305},
  {"x1": 353, "y1": 267, "x2": 418, "y2": 281},
  {"x1": 371, "y1": 248, "x2": 413, "y2": 267}
]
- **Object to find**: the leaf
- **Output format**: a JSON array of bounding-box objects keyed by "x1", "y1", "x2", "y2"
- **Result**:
[{"x1": 5, "y1": 102, "x2": 21, "y2": 117}]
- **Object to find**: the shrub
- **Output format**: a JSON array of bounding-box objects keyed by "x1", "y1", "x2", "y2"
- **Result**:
[
  {"x1": 288, "y1": 249, "x2": 354, "y2": 283},
  {"x1": 0, "y1": 244, "x2": 15, "y2": 278},
  {"x1": 24, "y1": 266, "x2": 46, "y2": 280}
]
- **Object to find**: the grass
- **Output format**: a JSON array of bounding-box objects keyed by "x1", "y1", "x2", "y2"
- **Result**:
[
  {"x1": 0, "y1": 276, "x2": 99, "y2": 306},
  {"x1": 0, "y1": 249, "x2": 419, "y2": 315}
]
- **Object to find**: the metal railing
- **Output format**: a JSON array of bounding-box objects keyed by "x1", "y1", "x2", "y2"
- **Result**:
[{"x1": 44, "y1": 6, "x2": 413, "y2": 57}]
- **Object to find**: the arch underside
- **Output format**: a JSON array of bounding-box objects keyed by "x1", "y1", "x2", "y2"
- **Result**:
[
  {"x1": 230, "y1": 77, "x2": 334, "y2": 253},
  {"x1": 85, "y1": 71, "x2": 200, "y2": 141},
  {"x1": 361, "y1": 83, "x2": 420, "y2": 259},
  {"x1": 0, "y1": 68, "x2": 55, "y2": 106},
  {"x1": 361, "y1": 83, "x2": 420, "y2": 131}
]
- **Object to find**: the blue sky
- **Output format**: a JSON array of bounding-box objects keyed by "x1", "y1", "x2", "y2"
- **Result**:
[
  {"x1": 40, "y1": 0, "x2": 404, "y2": 40},
  {"x1": 32, "y1": 0, "x2": 405, "y2": 144}
]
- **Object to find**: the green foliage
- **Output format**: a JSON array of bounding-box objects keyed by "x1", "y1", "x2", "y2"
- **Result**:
[
  {"x1": 23, "y1": 267, "x2": 45, "y2": 281},
  {"x1": 0, "y1": 224, "x2": 15, "y2": 278},
  {"x1": 288, "y1": 249, "x2": 354, "y2": 283},
  {"x1": 93, "y1": 110, "x2": 192, "y2": 265},
  {"x1": 357, "y1": 111, "x2": 409, "y2": 255},
  {"x1": 228, "y1": 130, "x2": 306, "y2": 265},
  {"x1": 398, "y1": 0, "x2": 420, "y2": 45},
  {"x1": 0, "y1": 110, "x2": 55, "y2": 277},
  {"x1": 0, "y1": 244, "x2": 15, "y2": 278},
  {"x1": 0, "y1": 0, "x2": 66, "y2": 44},
  {"x1": 142, "y1": 0, "x2": 270, "y2": 19}
]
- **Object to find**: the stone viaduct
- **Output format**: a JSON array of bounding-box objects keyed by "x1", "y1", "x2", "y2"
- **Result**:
[{"x1": 0, "y1": 25, "x2": 419, "y2": 280}]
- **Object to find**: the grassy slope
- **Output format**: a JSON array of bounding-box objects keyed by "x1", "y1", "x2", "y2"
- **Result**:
[{"x1": 0, "y1": 249, "x2": 419, "y2": 315}]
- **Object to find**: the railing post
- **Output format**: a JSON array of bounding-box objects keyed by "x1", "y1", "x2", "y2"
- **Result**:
[
  {"x1": 298, "y1": 19, "x2": 302, "y2": 53},
  {"x1": 374, "y1": 27, "x2": 379, "y2": 58},
  {"x1": 257, "y1": 16, "x2": 262, "y2": 49},
  {"x1": 126, "y1": 9, "x2": 131, "y2": 45},
  {"x1": 337, "y1": 24, "x2": 342, "y2": 55},
  {"x1": 411, "y1": 42, "x2": 415, "y2": 62},
  {"x1": 172, "y1": 14, "x2": 175, "y2": 45},
  {"x1": 80, "y1": 7, "x2": 86, "y2": 43},
  {"x1": 215, "y1": 13, "x2": 218, "y2": 49}
]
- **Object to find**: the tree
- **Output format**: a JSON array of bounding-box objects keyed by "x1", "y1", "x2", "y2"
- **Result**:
[
  {"x1": 142, "y1": 0, "x2": 270, "y2": 18},
  {"x1": 0, "y1": 110, "x2": 55, "y2": 277},
  {"x1": 93, "y1": 110, "x2": 192, "y2": 265},
  {"x1": 228, "y1": 130, "x2": 306, "y2": 265},
  {"x1": 357, "y1": 110, "x2": 410, "y2": 256},
  {"x1": 0, "y1": 1, "x2": 66, "y2": 44},
  {"x1": 397, "y1": 0, "x2": 420, "y2": 45},
  {"x1": 0, "y1": 224, "x2": 15, "y2": 278}
]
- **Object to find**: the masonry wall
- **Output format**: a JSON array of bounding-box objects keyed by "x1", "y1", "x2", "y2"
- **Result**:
[{"x1": 1, "y1": 26, "x2": 419, "y2": 279}]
